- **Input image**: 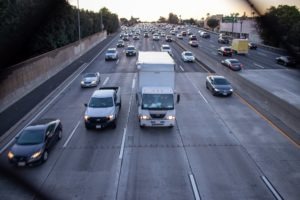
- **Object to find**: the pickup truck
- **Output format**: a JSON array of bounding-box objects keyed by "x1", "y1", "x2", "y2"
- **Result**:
[{"x1": 84, "y1": 87, "x2": 121, "y2": 129}]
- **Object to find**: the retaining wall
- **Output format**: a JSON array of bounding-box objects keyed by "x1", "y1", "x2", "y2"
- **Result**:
[{"x1": 0, "y1": 31, "x2": 107, "y2": 113}]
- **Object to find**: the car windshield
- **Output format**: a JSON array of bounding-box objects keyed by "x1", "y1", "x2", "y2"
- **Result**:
[
  {"x1": 88, "y1": 97, "x2": 113, "y2": 108},
  {"x1": 229, "y1": 60, "x2": 240, "y2": 64},
  {"x1": 185, "y1": 52, "x2": 193, "y2": 56},
  {"x1": 224, "y1": 48, "x2": 231, "y2": 51},
  {"x1": 17, "y1": 129, "x2": 44, "y2": 145},
  {"x1": 107, "y1": 50, "x2": 116, "y2": 53},
  {"x1": 162, "y1": 47, "x2": 170, "y2": 50},
  {"x1": 127, "y1": 47, "x2": 135, "y2": 50},
  {"x1": 214, "y1": 78, "x2": 229, "y2": 85},
  {"x1": 142, "y1": 94, "x2": 174, "y2": 110},
  {"x1": 84, "y1": 73, "x2": 96, "y2": 78}
]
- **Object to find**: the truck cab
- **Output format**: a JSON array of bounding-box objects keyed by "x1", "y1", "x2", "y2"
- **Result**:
[{"x1": 84, "y1": 87, "x2": 121, "y2": 129}]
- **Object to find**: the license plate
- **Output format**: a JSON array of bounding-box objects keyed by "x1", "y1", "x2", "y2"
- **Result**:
[
  {"x1": 96, "y1": 125, "x2": 101, "y2": 129},
  {"x1": 151, "y1": 121, "x2": 164, "y2": 125},
  {"x1": 18, "y1": 162, "x2": 26, "y2": 166},
  {"x1": 223, "y1": 92, "x2": 227, "y2": 95}
]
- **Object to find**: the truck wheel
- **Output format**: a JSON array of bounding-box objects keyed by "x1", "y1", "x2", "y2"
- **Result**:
[{"x1": 112, "y1": 121, "x2": 117, "y2": 129}]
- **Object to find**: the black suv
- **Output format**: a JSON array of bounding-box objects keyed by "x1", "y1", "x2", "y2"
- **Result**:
[{"x1": 125, "y1": 45, "x2": 137, "y2": 56}]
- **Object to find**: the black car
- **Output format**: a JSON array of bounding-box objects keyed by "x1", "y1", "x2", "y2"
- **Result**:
[
  {"x1": 7, "y1": 119, "x2": 62, "y2": 166},
  {"x1": 221, "y1": 59, "x2": 243, "y2": 71},
  {"x1": 206, "y1": 75, "x2": 233, "y2": 96},
  {"x1": 276, "y1": 56, "x2": 297, "y2": 66},
  {"x1": 248, "y1": 42, "x2": 257, "y2": 50},
  {"x1": 189, "y1": 35, "x2": 197, "y2": 41},
  {"x1": 125, "y1": 45, "x2": 137, "y2": 56}
]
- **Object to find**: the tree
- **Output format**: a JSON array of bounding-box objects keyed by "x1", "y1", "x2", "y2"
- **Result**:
[
  {"x1": 207, "y1": 18, "x2": 219, "y2": 30},
  {"x1": 168, "y1": 13, "x2": 179, "y2": 24},
  {"x1": 158, "y1": 16, "x2": 167, "y2": 23},
  {"x1": 256, "y1": 5, "x2": 300, "y2": 47}
]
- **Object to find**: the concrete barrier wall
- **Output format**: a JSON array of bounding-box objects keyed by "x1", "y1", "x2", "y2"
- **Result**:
[{"x1": 0, "y1": 31, "x2": 107, "y2": 113}]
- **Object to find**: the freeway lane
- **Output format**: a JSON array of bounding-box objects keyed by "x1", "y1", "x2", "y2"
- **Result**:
[{"x1": 0, "y1": 32, "x2": 299, "y2": 200}]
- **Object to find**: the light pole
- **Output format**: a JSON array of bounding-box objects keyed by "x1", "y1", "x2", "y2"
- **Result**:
[{"x1": 77, "y1": 0, "x2": 81, "y2": 53}]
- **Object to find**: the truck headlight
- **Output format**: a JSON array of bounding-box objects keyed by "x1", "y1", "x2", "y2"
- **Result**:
[
  {"x1": 108, "y1": 115, "x2": 114, "y2": 120},
  {"x1": 31, "y1": 150, "x2": 42, "y2": 159},
  {"x1": 84, "y1": 115, "x2": 90, "y2": 121},
  {"x1": 166, "y1": 115, "x2": 175, "y2": 120},
  {"x1": 8, "y1": 151, "x2": 14, "y2": 159},
  {"x1": 140, "y1": 115, "x2": 150, "y2": 120}
]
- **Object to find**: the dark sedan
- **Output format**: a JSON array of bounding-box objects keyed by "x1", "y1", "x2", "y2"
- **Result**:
[
  {"x1": 7, "y1": 119, "x2": 62, "y2": 166},
  {"x1": 248, "y1": 42, "x2": 257, "y2": 50},
  {"x1": 276, "y1": 56, "x2": 297, "y2": 66},
  {"x1": 206, "y1": 75, "x2": 233, "y2": 96},
  {"x1": 221, "y1": 59, "x2": 243, "y2": 71}
]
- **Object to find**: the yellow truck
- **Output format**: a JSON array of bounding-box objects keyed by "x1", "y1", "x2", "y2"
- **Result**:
[{"x1": 231, "y1": 39, "x2": 249, "y2": 54}]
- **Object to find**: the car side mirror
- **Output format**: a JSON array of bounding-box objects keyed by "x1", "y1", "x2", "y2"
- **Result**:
[
  {"x1": 84, "y1": 103, "x2": 87, "y2": 107},
  {"x1": 176, "y1": 94, "x2": 180, "y2": 103}
]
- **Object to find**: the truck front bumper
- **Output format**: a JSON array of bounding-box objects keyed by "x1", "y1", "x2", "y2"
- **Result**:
[{"x1": 139, "y1": 119, "x2": 175, "y2": 127}]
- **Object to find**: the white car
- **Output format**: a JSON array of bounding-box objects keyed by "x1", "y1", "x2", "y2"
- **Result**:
[
  {"x1": 81, "y1": 72, "x2": 100, "y2": 88},
  {"x1": 181, "y1": 51, "x2": 195, "y2": 62},
  {"x1": 176, "y1": 34, "x2": 183, "y2": 39},
  {"x1": 105, "y1": 48, "x2": 118, "y2": 61},
  {"x1": 153, "y1": 33, "x2": 160, "y2": 41},
  {"x1": 161, "y1": 44, "x2": 173, "y2": 57}
]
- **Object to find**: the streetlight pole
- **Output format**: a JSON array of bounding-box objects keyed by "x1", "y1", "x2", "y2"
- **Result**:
[{"x1": 77, "y1": 0, "x2": 81, "y2": 54}]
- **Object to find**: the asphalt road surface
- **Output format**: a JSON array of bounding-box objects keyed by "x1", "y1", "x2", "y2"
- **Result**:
[{"x1": 0, "y1": 30, "x2": 299, "y2": 200}]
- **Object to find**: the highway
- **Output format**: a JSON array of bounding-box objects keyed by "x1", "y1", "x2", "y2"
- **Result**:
[{"x1": 0, "y1": 29, "x2": 299, "y2": 200}]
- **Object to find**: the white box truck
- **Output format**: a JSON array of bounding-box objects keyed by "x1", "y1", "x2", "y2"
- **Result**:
[{"x1": 136, "y1": 51, "x2": 180, "y2": 128}]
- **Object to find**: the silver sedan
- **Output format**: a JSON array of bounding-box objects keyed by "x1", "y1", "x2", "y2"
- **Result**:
[{"x1": 81, "y1": 72, "x2": 100, "y2": 88}]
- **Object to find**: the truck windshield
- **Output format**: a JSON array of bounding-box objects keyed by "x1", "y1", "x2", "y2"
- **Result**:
[
  {"x1": 142, "y1": 94, "x2": 174, "y2": 110},
  {"x1": 89, "y1": 97, "x2": 113, "y2": 108}
]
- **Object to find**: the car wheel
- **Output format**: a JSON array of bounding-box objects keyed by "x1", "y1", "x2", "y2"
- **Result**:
[
  {"x1": 206, "y1": 83, "x2": 209, "y2": 89},
  {"x1": 85, "y1": 123, "x2": 91, "y2": 130},
  {"x1": 111, "y1": 120, "x2": 117, "y2": 129},
  {"x1": 42, "y1": 150, "x2": 48, "y2": 163},
  {"x1": 58, "y1": 129, "x2": 62, "y2": 140}
]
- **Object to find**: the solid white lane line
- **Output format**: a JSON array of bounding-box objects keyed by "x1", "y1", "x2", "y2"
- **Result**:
[
  {"x1": 119, "y1": 128, "x2": 127, "y2": 159},
  {"x1": 102, "y1": 77, "x2": 109, "y2": 86},
  {"x1": 119, "y1": 76, "x2": 136, "y2": 159},
  {"x1": 189, "y1": 174, "x2": 201, "y2": 200},
  {"x1": 116, "y1": 59, "x2": 119, "y2": 64},
  {"x1": 63, "y1": 121, "x2": 80, "y2": 148},
  {"x1": 179, "y1": 65, "x2": 185, "y2": 71},
  {"x1": 261, "y1": 176, "x2": 283, "y2": 200},
  {"x1": 132, "y1": 79, "x2": 136, "y2": 89},
  {"x1": 254, "y1": 63, "x2": 265, "y2": 69}
]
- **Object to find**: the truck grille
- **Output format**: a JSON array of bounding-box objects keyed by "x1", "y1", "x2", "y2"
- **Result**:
[
  {"x1": 89, "y1": 117, "x2": 109, "y2": 123},
  {"x1": 150, "y1": 114, "x2": 165, "y2": 119}
]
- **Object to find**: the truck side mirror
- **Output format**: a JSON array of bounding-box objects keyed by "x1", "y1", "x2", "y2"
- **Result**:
[
  {"x1": 176, "y1": 94, "x2": 180, "y2": 103},
  {"x1": 84, "y1": 103, "x2": 87, "y2": 107}
]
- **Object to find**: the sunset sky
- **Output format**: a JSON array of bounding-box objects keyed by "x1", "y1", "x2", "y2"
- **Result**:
[{"x1": 68, "y1": 0, "x2": 300, "y2": 21}]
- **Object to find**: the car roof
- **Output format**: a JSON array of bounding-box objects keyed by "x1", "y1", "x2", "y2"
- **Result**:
[
  {"x1": 107, "y1": 48, "x2": 117, "y2": 51},
  {"x1": 226, "y1": 59, "x2": 239, "y2": 62},
  {"x1": 183, "y1": 51, "x2": 192, "y2": 54}
]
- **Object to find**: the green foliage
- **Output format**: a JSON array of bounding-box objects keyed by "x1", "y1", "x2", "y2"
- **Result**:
[
  {"x1": 257, "y1": 5, "x2": 300, "y2": 48},
  {"x1": 0, "y1": 0, "x2": 119, "y2": 68},
  {"x1": 168, "y1": 13, "x2": 179, "y2": 24},
  {"x1": 207, "y1": 18, "x2": 219, "y2": 30}
]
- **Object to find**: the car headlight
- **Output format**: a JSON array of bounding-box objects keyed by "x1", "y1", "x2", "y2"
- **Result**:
[
  {"x1": 81, "y1": 81, "x2": 84, "y2": 84},
  {"x1": 166, "y1": 115, "x2": 175, "y2": 120},
  {"x1": 229, "y1": 89, "x2": 233, "y2": 92},
  {"x1": 108, "y1": 114, "x2": 114, "y2": 120},
  {"x1": 91, "y1": 80, "x2": 97, "y2": 84},
  {"x1": 214, "y1": 88, "x2": 220, "y2": 91},
  {"x1": 140, "y1": 115, "x2": 150, "y2": 120},
  {"x1": 31, "y1": 150, "x2": 42, "y2": 159},
  {"x1": 84, "y1": 115, "x2": 90, "y2": 121},
  {"x1": 8, "y1": 151, "x2": 14, "y2": 159}
]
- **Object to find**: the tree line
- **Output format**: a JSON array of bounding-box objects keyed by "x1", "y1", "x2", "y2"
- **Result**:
[{"x1": 0, "y1": 0, "x2": 119, "y2": 69}]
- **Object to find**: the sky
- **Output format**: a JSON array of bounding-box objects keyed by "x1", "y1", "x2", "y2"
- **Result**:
[{"x1": 68, "y1": 0, "x2": 300, "y2": 21}]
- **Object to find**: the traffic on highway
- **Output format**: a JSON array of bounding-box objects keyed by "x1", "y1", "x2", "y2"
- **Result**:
[{"x1": 0, "y1": 23, "x2": 299, "y2": 200}]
